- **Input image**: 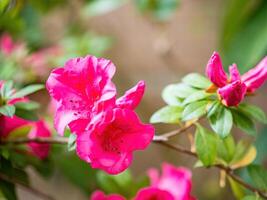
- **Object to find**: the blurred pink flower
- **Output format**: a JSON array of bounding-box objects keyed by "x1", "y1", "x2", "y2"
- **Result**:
[
  {"x1": 147, "y1": 163, "x2": 195, "y2": 200},
  {"x1": 90, "y1": 190, "x2": 125, "y2": 200},
  {"x1": 24, "y1": 46, "x2": 62, "y2": 77},
  {"x1": 46, "y1": 55, "x2": 116, "y2": 136},
  {"x1": 0, "y1": 116, "x2": 51, "y2": 159},
  {"x1": 205, "y1": 52, "x2": 267, "y2": 106},
  {"x1": 0, "y1": 33, "x2": 25, "y2": 56},
  {"x1": 134, "y1": 187, "x2": 174, "y2": 200},
  {"x1": 76, "y1": 108, "x2": 154, "y2": 174}
]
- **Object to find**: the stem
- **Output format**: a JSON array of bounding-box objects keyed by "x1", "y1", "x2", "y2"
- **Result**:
[
  {"x1": 0, "y1": 172, "x2": 54, "y2": 200},
  {"x1": 0, "y1": 137, "x2": 68, "y2": 145}
]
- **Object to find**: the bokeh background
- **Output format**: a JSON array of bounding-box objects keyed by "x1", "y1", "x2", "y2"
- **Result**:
[{"x1": 1, "y1": 0, "x2": 267, "y2": 199}]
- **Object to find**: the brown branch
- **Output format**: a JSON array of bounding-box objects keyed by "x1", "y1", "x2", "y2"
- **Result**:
[
  {"x1": 154, "y1": 141, "x2": 267, "y2": 199},
  {"x1": 0, "y1": 172, "x2": 54, "y2": 200},
  {"x1": 0, "y1": 137, "x2": 69, "y2": 145}
]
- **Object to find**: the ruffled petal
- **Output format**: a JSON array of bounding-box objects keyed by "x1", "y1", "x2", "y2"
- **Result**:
[
  {"x1": 229, "y1": 64, "x2": 241, "y2": 82},
  {"x1": 116, "y1": 81, "x2": 145, "y2": 109}
]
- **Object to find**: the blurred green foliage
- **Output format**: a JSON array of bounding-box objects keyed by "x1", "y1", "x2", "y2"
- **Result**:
[
  {"x1": 135, "y1": 0, "x2": 179, "y2": 21},
  {"x1": 220, "y1": 0, "x2": 267, "y2": 73}
]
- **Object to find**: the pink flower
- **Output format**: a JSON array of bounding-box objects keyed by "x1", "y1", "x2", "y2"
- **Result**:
[
  {"x1": 242, "y1": 56, "x2": 267, "y2": 93},
  {"x1": 134, "y1": 187, "x2": 174, "y2": 200},
  {"x1": 147, "y1": 163, "x2": 195, "y2": 200},
  {"x1": 205, "y1": 52, "x2": 267, "y2": 106},
  {"x1": 218, "y1": 80, "x2": 247, "y2": 107},
  {"x1": 0, "y1": 33, "x2": 25, "y2": 56},
  {"x1": 90, "y1": 190, "x2": 125, "y2": 200},
  {"x1": 47, "y1": 55, "x2": 155, "y2": 174},
  {"x1": 24, "y1": 46, "x2": 62, "y2": 78},
  {"x1": 76, "y1": 108, "x2": 154, "y2": 174},
  {"x1": 46, "y1": 55, "x2": 116, "y2": 136},
  {"x1": 0, "y1": 116, "x2": 51, "y2": 159}
]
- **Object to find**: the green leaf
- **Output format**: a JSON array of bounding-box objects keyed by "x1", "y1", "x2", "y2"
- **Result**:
[
  {"x1": 150, "y1": 106, "x2": 182, "y2": 124},
  {"x1": 0, "y1": 105, "x2": 15, "y2": 117},
  {"x1": 97, "y1": 170, "x2": 134, "y2": 198},
  {"x1": 83, "y1": 0, "x2": 127, "y2": 17},
  {"x1": 228, "y1": 176, "x2": 245, "y2": 199},
  {"x1": 182, "y1": 100, "x2": 208, "y2": 121},
  {"x1": 14, "y1": 101, "x2": 40, "y2": 111},
  {"x1": 0, "y1": 181, "x2": 17, "y2": 200},
  {"x1": 230, "y1": 141, "x2": 256, "y2": 169},
  {"x1": 238, "y1": 103, "x2": 267, "y2": 124},
  {"x1": 247, "y1": 164, "x2": 267, "y2": 191},
  {"x1": 232, "y1": 109, "x2": 256, "y2": 136},
  {"x1": 7, "y1": 125, "x2": 32, "y2": 139},
  {"x1": 0, "y1": 80, "x2": 13, "y2": 99},
  {"x1": 182, "y1": 73, "x2": 211, "y2": 89},
  {"x1": 217, "y1": 135, "x2": 236, "y2": 163},
  {"x1": 15, "y1": 108, "x2": 38, "y2": 121},
  {"x1": 10, "y1": 84, "x2": 44, "y2": 99},
  {"x1": 195, "y1": 124, "x2": 217, "y2": 166},
  {"x1": 162, "y1": 84, "x2": 183, "y2": 106},
  {"x1": 209, "y1": 107, "x2": 233, "y2": 138},
  {"x1": 183, "y1": 91, "x2": 210, "y2": 105},
  {"x1": 242, "y1": 195, "x2": 262, "y2": 200},
  {"x1": 207, "y1": 101, "x2": 221, "y2": 118},
  {"x1": 0, "y1": 0, "x2": 10, "y2": 13},
  {"x1": 68, "y1": 134, "x2": 77, "y2": 151}
]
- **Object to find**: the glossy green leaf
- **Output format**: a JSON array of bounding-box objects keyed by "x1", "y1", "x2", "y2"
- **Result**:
[
  {"x1": 232, "y1": 109, "x2": 256, "y2": 136},
  {"x1": 0, "y1": 181, "x2": 17, "y2": 200},
  {"x1": 0, "y1": 105, "x2": 15, "y2": 117},
  {"x1": 183, "y1": 91, "x2": 210, "y2": 106},
  {"x1": 247, "y1": 164, "x2": 267, "y2": 191},
  {"x1": 150, "y1": 106, "x2": 182, "y2": 124},
  {"x1": 14, "y1": 101, "x2": 39, "y2": 111},
  {"x1": 209, "y1": 107, "x2": 233, "y2": 138},
  {"x1": 162, "y1": 84, "x2": 183, "y2": 106},
  {"x1": 195, "y1": 124, "x2": 217, "y2": 166},
  {"x1": 10, "y1": 84, "x2": 44, "y2": 99},
  {"x1": 217, "y1": 135, "x2": 236, "y2": 163},
  {"x1": 182, "y1": 73, "x2": 211, "y2": 89},
  {"x1": 238, "y1": 103, "x2": 267, "y2": 124},
  {"x1": 242, "y1": 195, "x2": 262, "y2": 200},
  {"x1": 0, "y1": 80, "x2": 13, "y2": 99},
  {"x1": 15, "y1": 108, "x2": 38, "y2": 121},
  {"x1": 207, "y1": 101, "x2": 221, "y2": 117},
  {"x1": 182, "y1": 101, "x2": 208, "y2": 121}
]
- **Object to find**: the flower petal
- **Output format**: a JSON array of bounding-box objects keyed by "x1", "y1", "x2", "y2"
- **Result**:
[
  {"x1": 242, "y1": 56, "x2": 267, "y2": 93},
  {"x1": 91, "y1": 190, "x2": 125, "y2": 200},
  {"x1": 229, "y1": 64, "x2": 241, "y2": 82},
  {"x1": 134, "y1": 187, "x2": 174, "y2": 200},
  {"x1": 116, "y1": 81, "x2": 145, "y2": 110},
  {"x1": 218, "y1": 80, "x2": 247, "y2": 107},
  {"x1": 206, "y1": 52, "x2": 228, "y2": 87}
]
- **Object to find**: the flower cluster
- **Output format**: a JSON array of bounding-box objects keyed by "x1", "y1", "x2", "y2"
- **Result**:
[
  {"x1": 90, "y1": 163, "x2": 195, "y2": 200},
  {"x1": 206, "y1": 52, "x2": 267, "y2": 106},
  {"x1": 46, "y1": 55, "x2": 155, "y2": 174}
]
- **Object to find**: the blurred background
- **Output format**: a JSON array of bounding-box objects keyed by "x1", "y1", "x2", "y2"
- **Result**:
[{"x1": 0, "y1": 0, "x2": 267, "y2": 199}]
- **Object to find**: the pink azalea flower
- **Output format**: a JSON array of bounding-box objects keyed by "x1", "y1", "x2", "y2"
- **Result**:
[
  {"x1": 134, "y1": 187, "x2": 174, "y2": 200},
  {"x1": 46, "y1": 55, "x2": 116, "y2": 136},
  {"x1": 0, "y1": 33, "x2": 25, "y2": 56},
  {"x1": 147, "y1": 163, "x2": 195, "y2": 200},
  {"x1": 76, "y1": 108, "x2": 154, "y2": 174},
  {"x1": 0, "y1": 116, "x2": 51, "y2": 159},
  {"x1": 205, "y1": 52, "x2": 267, "y2": 106},
  {"x1": 24, "y1": 46, "x2": 62, "y2": 78},
  {"x1": 90, "y1": 190, "x2": 125, "y2": 200}
]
